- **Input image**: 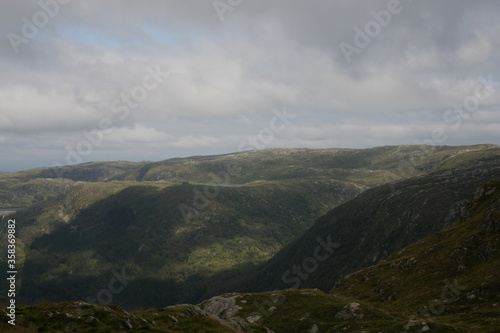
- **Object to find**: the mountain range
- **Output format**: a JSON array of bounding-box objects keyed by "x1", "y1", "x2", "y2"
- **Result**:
[{"x1": 0, "y1": 144, "x2": 499, "y2": 332}]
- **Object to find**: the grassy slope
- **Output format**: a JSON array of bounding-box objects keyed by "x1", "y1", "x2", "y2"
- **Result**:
[
  {"x1": 331, "y1": 180, "x2": 500, "y2": 332},
  {"x1": 0, "y1": 161, "x2": 146, "y2": 182},
  {"x1": 2, "y1": 181, "x2": 498, "y2": 332},
  {"x1": 2, "y1": 144, "x2": 498, "y2": 208},
  {"x1": 2, "y1": 178, "x2": 358, "y2": 308},
  {"x1": 114, "y1": 145, "x2": 500, "y2": 185},
  {"x1": 237, "y1": 154, "x2": 500, "y2": 294},
  {"x1": 0, "y1": 178, "x2": 77, "y2": 208},
  {"x1": 0, "y1": 161, "x2": 145, "y2": 208},
  {"x1": 1, "y1": 145, "x2": 499, "y2": 310}
]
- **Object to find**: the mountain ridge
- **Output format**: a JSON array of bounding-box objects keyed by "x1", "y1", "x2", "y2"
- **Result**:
[{"x1": 2, "y1": 144, "x2": 498, "y2": 209}]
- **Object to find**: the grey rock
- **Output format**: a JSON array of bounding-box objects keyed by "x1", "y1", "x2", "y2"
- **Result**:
[{"x1": 335, "y1": 302, "x2": 364, "y2": 320}]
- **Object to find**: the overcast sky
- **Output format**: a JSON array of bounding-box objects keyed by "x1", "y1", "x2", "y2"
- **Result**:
[{"x1": 1, "y1": 0, "x2": 499, "y2": 171}]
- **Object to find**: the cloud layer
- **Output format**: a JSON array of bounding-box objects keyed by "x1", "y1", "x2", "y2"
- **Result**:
[{"x1": 0, "y1": 0, "x2": 499, "y2": 171}]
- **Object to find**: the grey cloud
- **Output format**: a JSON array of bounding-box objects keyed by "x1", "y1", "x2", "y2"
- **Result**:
[{"x1": 0, "y1": 0, "x2": 499, "y2": 170}]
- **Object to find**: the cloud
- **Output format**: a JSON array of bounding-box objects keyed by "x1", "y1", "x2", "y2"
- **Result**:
[
  {"x1": 170, "y1": 135, "x2": 221, "y2": 149},
  {"x1": 105, "y1": 124, "x2": 172, "y2": 144},
  {"x1": 456, "y1": 33, "x2": 492, "y2": 65},
  {"x1": 0, "y1": 84, "x2": 102, "y2": 133},
  {"x1": 0, "y1": 0, "x2": 499, "y2": 171}
]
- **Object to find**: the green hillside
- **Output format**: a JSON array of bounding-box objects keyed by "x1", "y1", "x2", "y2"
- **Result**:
[
  {"x1": 1, "y1": 145, "x2": 500, "y2": 311},
  {"x1": 2, "y1": 180, "x2": 498, "y2": 332},
  {"x1": 331, "y1": 179, "x2": 500, "y2": 331},
  {"x1": 112, "y1": 145, "x2": 500, "y2": 185},
  {"x1": 238, "y1": 154, "x2": 500, "y2": 294},
  {"x1": 0, "y1": 161, "x2": 145, "y2": 208},
  {"x1": 1, "y1": 178, "x2": 358, "y2": 308},
  {"x1": 2, "y1": 144, "x2": 499, "y2": 208}
]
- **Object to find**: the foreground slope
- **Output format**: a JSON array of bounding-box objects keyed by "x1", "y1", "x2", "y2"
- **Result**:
[
  {"x1": 331, "y1": 180, "x2": 500, "y2": 331},
  {"x1": 2, "y1": 181, "x2": 499, "y2": 332}
]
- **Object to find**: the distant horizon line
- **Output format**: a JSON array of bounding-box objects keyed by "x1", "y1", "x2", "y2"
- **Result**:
[{"x1": 2, "y1": 143, "x2": 498, "y2": 173}]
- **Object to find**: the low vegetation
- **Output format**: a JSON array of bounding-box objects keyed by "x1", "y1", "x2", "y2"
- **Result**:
[
  {"x1": 0, "y1": 145, "x2": 499, "y2": 331},
  {"x1": 1, "y1": 180, "x2": 498, "y2": 332}
]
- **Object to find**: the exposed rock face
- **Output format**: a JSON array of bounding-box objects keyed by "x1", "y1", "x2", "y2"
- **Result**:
[
  {"x1": 480, "y1": 186, "x2": 500, "y2": 232},
  {"x1": 334, "y1": 302, "x2": 365, "y2": 320},
  {"x1": 402, "y1": 319, "x2": 430, "y2": 331},
  {"x1": 202, "y1": 295, "x2": 243, "y2": 318},
  {"x1": 201, "y1": 295, "x2": 248, "y2": 331},
  {"x1": 162, "y1": 294, "x2": 252, "y2": 332},
  {"x1": 246, "y1": 314, "x2": 261, "y2": 324},
  {"x1": 308, "y1": 323, "x2": 319, "y2": 333},
  {"x1": 198, "y1": 293, "x2": 282, "y2": 332}
]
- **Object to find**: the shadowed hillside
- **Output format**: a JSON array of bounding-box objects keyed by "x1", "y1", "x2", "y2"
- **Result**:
[
  {"x1": 2, "y1": 181, "x2": 498, "y2": 332},
  {"x1": 237, "y1": 155, "x2": 500, "y2": 295}
]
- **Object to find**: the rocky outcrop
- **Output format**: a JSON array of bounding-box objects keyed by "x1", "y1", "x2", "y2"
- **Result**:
[
  {"x1": 479, "y1": 185, "x2": 500, "y2": 232},
  {"x1": 201, "y1": 295, "x2": 248, "y2": 331},
  {"x1": 334, "y1": 302, "x2": 365, "y2": 320}
]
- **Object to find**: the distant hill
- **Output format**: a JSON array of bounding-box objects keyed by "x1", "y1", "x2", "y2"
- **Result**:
[
  {"x1": 2, "y1": 144, "x2": 499, "y2": 208},
  {"x1": 111, "y1": 144, "x2": 500, "y2": 185},
  {"x1": 0, "y1": 161, "x2": 145, "y2": 208}
]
